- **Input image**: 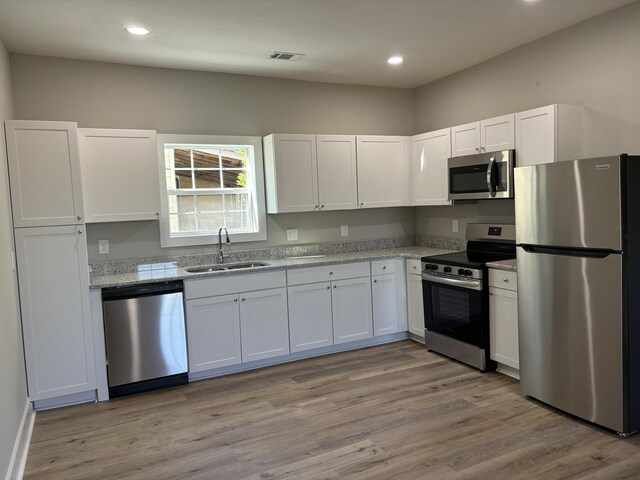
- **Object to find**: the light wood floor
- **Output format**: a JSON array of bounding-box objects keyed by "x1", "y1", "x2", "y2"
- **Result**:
[{"x1": 24, "y1": 340, "x2": 640, "y2": 479}]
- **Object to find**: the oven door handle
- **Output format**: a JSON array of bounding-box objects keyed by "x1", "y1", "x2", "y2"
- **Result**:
[{"x1": 422, "y1": 272, "x2": 483, "y2": 291}]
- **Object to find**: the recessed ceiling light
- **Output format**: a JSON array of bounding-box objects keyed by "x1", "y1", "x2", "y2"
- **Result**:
[
  {"x1": 126, "y1": 26, "x2": 150, "y2": 35},
  {"x1": 387, "y1": 56, "x2": 403, "y2": 65}
]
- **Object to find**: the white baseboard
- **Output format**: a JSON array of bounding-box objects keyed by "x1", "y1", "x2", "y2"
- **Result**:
[{"x1": 5, "y1": 399, "x2": 35, "y2": 480}]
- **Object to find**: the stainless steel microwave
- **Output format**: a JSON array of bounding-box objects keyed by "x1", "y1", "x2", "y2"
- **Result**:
[{"x1": 448, "y1": 149, "x2": 515, "y2": 200}]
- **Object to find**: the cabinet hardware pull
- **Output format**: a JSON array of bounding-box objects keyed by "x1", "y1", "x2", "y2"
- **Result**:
[
  {"x1": 329, "y1": 271, "x2": 333, "y2": 275},
  {"x1": 321, "y1": 205, "x2": 325, "y2": 208},
  {"x1": 78, "y1": 230, "x2": 82, "y2": 234},
  {"x1": 503, "y1": 278, "x2": 509, "y2": 283},
  {"x1": 234, "y1": 298, "x2": 238, "y2": 302},
  {"x1": 326, "y1": 286, "x2": 330, "y2": 290},
  {"x1": 360, "y1": 203, "x2": 364, "y2": 207},
  {"x1": 155, "y1": 212, "x2": 160, "y2": 216},
  {"x1": 333, "y1": 285, "x2": 336, "y2": 289},
  {"x1": 382, "y1": 266, "x2": 386, "y2": 269},
  {"x1": 413, "y1": 265, "x2": 417, "y2": 269},
  {"x1": 77, "y1": 216, "x2": 82, "y2": 220},
  {"x1": 241, "y1": 298, "x2": 246, "y2": 301},
  {"x1": 374, "y1": 279, "x2": 377, "y2": 283}
]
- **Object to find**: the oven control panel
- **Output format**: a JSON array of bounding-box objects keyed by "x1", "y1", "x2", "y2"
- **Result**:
[{"x1": 421, "y1": 262, "x2": 483, "y2": 280}]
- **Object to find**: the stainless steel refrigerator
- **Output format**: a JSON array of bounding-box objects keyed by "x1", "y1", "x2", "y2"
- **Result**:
[{"x1": 515, "y1": 154, "x2": 640, "y2": 435}]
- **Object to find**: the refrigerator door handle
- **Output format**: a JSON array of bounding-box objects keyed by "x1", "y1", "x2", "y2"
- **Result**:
[{"x1": 520, "y1": 244, "x2": 617, "y2": 258}]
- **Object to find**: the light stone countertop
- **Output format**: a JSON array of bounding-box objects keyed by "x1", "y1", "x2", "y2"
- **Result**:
[
  {"x1": 90, "y1": 246, "x2": 457, "y2": 289},
  {"x1": 486, "y1": 259, "x2": 517, "y2": 272}
]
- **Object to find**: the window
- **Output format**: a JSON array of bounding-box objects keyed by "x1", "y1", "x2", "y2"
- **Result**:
[{"x1": 157, "y1": 134, "x2": 267, "y2": 247}]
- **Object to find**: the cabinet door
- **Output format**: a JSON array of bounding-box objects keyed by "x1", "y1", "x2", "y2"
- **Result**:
[
  {"x1": 264, "y1": 134, "x2": 319, "y2": 213},
  {"x1": 240, "y1": 287, "x2": 290, "y2": 362},
  {"x1": 489, "y1": 287, "x2": 519, "y2": 369},
  {"x1": 14, "y1": 225, "x2": 95, "y2": 401},
  {"x1": 185, "y1": 294, "x2": 241, "y2": 372},
  {"x1": 5, "y1": 120, "x2": 84, "y2": 227},
  {"x1": 407, "y1": 273, "x2": 425, "y2": 338},
  {"x1": 79, "y1": 129, "x2": 160, "y2": 222},
  {"x1": 451, "y1": 122, "x2": 480, "y2": 157},
  {"x1": 481, "y1": 114, "x2": 515, "y2": 152},
  {"x1": 515, "y1": 105, "x2": 556, "y2": 167},
  {"x1": 332, "y1": 277, "x2": 373, "y2": 344},
  {"x1": 317, "y1": 135, "x2": 358, "y2": 211},
  {"x1": 410, "y1": 129, "x2": 452, "y2": 206},
  {"x1": 288, "y1": 282, "x2": 333, "y2": 353},
  {"x1": 372, "y1": 274, "x2": 399, "y2": 336},
  {"x1": 356, "y1": 136, "x2": 408, "y2": 208}
]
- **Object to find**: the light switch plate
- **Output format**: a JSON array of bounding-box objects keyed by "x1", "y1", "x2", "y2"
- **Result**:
[
  {"x1": 341, "y1": 224, "x2": 349, "y2": 237},
  {"x1": 286, "y1": 229, "x2": 298, "y2": 241},
  {"x1": 452, "y1": 220, "x2": 459, "y2": 233},
  {"x1": 98, "y1": 239, "x2": 110, "y2": 255}
]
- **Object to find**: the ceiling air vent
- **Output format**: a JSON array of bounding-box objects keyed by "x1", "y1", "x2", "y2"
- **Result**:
[{"x1": 268, "y1": 51, "x2": 305, "y2": 61}]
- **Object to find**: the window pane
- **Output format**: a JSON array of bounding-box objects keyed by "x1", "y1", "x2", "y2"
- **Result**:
[
  {"x1": 169, "y1": 195, "x2": 196, "y2": 213},
  {"x1": 174, "y1": 171, "x2": 193, "y2": 189},
  {"x1": 171, "y1": 213, "x2": 196, "y2": 233},
  {"x1": 194, "y1": 170, "x2": 221, "y2": 188},
  {"x1": 173, "y1": 149, "x2": 192, "y2": 168},
  {"x1": 198, "y1": 213, "x2": 225, "y2": 231},
  {"x1": 221, "y1": 149, "x2": 247, "y2": 169},
  {"x1": 222, "y1": 169, "x2": 247, "y2": 188},
  {"x1": 193, "y1": 149, "x2": 220, "y2": 169},
  {"x1": 226, "y1": 211, "x2": 250, "y2": 230},
  {"x1": 225, "y1": 193, "x2": 249, "y2": 211},
  {"x1": 196, "y1": 195, "x2": 223, "y2": 212}
]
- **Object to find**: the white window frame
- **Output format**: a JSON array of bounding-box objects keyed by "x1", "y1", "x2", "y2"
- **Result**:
[{"x1": 157, "y1": 134, "x2": 267, "y2": 247}]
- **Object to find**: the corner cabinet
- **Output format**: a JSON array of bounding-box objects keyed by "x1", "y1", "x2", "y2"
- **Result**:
[
  {"x1": 489, "y1": 269, "x2": 519, "y2": 378},
  {"x1": 14, "y1": 226, "x2": 96, "y2": 401},
  {"x1": 451, "y1": 114, "x2": 515, "y2": 157},
  {"x1": 5, "y1": 120, "x2": 84, "y2": 227},
  {"x1": 356, "y1": 136, "x2": 409, "y2": 208},
  {"x1": 78, "y1": 128, "x2": 160, "y2": 222},
  {"x1": 410, "y1": 128, "x2": 451, "y2": 206}
]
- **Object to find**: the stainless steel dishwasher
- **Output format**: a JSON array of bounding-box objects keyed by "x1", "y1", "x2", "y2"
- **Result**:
[{"x1": 102, "y1": 281, "x2": 188, "y2": 397}]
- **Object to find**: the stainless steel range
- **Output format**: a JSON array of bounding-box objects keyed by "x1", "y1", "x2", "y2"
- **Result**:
[{"x1": 421, "y1": 223, "x2": 515, "y2": 371}]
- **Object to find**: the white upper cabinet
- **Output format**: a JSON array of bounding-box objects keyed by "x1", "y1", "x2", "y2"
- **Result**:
[
  {"x1": 451, "y1": 122, "x2": 481, "y2": 157},
  {"x1": 515, "y1": 104, "x2": 585, "y2": 167},
  {"x1": 356, "y1": 135, "x2": 409, "y2": 208},
  {"x1": 451, "y1": 114, "x2": 515, "y2": 157},
  {"x1": 316, "y1": 135, "x2": 358, "y2": 211},
  {"x1": 264, "y1": 134, "x2": 319, "y2": 213},
  {"x1": 410, "y1": 128, "x2": 452, "y2": 206},
  {"x1": 79, "y1": 128, "x2": 160, "y2": 223},
  {"x1": 5, "y1": 120, "x2": 84, "y2": 227}
]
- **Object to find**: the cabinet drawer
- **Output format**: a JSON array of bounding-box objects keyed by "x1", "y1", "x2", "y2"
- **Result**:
[
  {"x1": 371, "y1": 258, "x2": 397, "y2": 275},
  {"x1": 406, "y1": 259, "x2": 422, "y2": 275},
  {"x1": 489, "y1": 269, "x2": 517, "y2": 291},
  {"x1": 287, "y1": 262, "x2": 370, "y2": 286},
  {"x1": 185, "y1": 271, "x2": 286, "y2": 300}
]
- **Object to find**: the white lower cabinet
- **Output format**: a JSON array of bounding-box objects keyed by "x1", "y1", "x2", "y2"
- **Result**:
[
  {"x1": 185, "y1": 294, "x2": 242, "y2": 372},
  {"x1": 239, "y1": 288, "x2": 289, "y2": 362},
  {"x1": 489, "y1": 269, "x2": 519, "y2": 376},
  {"x1": 371, "y1": 258, "x2": 407, "y2": 336},
  {"x1": 288, "y1": 282, "x2": 333, "y2": 353},
  {"x1": 184, "y1": 271, "x2": 289, "y2": 372},
  {"x1": 287, "y1": 262, "x2": 373, "y2": 350},
  {"x1": 14, "y1": 225, "x2": 96, "y2": 401},
  {"x1": 406, "y1": 259, "x2": 425, "y2": 339},
  {"x1": 332, "y1": 276, "x2": 373, "y2": 344}
]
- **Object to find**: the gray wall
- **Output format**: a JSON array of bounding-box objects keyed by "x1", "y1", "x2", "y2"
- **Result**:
[
  {"x1": 10, "y1": 55, "x2": 416, "y2": 261},
  {"x1": 413, "y1": 0, "x2": 640, "y2": 238},
  {"x1": 0, "y1": 37, "x2": 27, "y2": 479}
]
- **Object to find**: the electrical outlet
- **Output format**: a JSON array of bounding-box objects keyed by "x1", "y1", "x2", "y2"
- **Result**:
[
  {"x1": 98, "y1": 239, "x2": 110, "y2": 255},
  {"x1": 286, "y1": 229, "x2": 298, "y2": 241},
  {"x1": 452, "y1": 220, "x2": 459, "y2": 233},
  {"x1": 341, "y1": 224, "x2": 349, "y2": 237}
]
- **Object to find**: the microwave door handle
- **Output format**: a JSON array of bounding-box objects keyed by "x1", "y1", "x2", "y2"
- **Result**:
[{"x1": 486, "y1": 157, "x2": 497, "y2": 197}]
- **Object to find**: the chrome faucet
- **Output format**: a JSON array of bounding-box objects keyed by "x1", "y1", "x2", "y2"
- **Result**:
[{"x1": 217, "y1": 227, "x2": 231, "y2": 264}]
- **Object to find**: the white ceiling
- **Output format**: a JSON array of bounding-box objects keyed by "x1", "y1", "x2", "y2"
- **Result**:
[{"x1": 0, "y1": 0, "x2": 634, "y2": 88}]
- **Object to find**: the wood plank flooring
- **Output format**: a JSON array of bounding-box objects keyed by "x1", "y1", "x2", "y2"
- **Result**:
[{"x1": 24, "y1": 341, "x2": 640, "y2": 479}]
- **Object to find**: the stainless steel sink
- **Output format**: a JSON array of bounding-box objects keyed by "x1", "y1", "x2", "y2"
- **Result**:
[{"x1": 185, "y1": 262, "x2": 269, "y2": 273}]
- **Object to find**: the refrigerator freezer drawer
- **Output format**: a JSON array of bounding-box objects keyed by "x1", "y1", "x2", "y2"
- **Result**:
[
  {"x1": 515, "y1": 156, "x2": 622, "y2": 251},
  {"x1": 517, "y1": 247, "x2": 624, "y2": 432}
]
